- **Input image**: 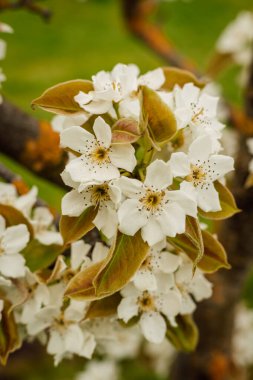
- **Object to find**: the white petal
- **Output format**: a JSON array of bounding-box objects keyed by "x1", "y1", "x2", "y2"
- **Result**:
[
  {"x1": 71, "y1": 240, "x2": 91, "y2": 271},
  {"x1": 0, "y1": 254, "x2": 26, "y2": 278},
  {"x1": 60, "y1": 126, "x2": 94, "y2": 153},
  {"x1": 156, "y1": 291, "x2": 181, "y2": 319},
  {"x1": 188, "y1": 135, "x2": 213, "y2": 163},
  {"x1": 138, "y1": 68, "x2": 165, "y2": 90},
  {"x1": 110, "y1": 144, "x2": 137, "y2": 172},
  {"x1": 133, "y1": 269, "x2": 157, "y2": 291},
  {"x1": 197, "y1": 183, "x2": 221, "y2": 212},
  {"x1": 0, "y1": 215, "x2": 6, "y2": 235},
  {"x1": 92, "y1": 242, "x2": 109, "y2": 262},
  {"x1": 79, "y1": 330, "x2": 96, "y2": 359},
  {"x1": 83, "y1": 99, "x2": 112, "y2": 114},
  {"x1": 61, "y1": 190, "x2": 89, "y2": 217},
  {"x1": 36, "y1": 231, "x2": 63, "y2": 246},
  {"x1": 208, "y1": 155, "x2": 234, "y2": 180},
  {"x1": 144, "y1": 160, "x2": 172, "y2": 190},
  {"x1": 166, "y1": 190, "x2": 197, "y2": 218},
  {"x1": 66, "y1": 156, "x2": 120, "y2": 182},
  {"x1": 74, "y1": 91, "x2": 93, "y2": 106},
  {"x1": 2, "y1": 224, "x2": 29, "y2": 254},
  {"x1": 116, "y1": 176, "x2": 144, "y2": 199},
  {"x1": 153, "y1": 251, "x2": 182, "y2": 274},
  {"x1": 170, "y1": 152, "x2": 191, "y2": 177},
  {"x1": 93, "y1": 206, "x2": 118, "y2": 239},
  {"x1": 117, "y1": 297, "x2": 139, "y2": 323},
  {"x1": 140, "y1": 311, "x2": 166, "y2": 344},
  {"x1": 118, "y1": 199, "x2": 147, "y2": 236},
  {"x1": 141, "y1": 217, "x2": 165, "y2": 246},
  {"x1": 93, "y1": 116, "x2": 112, "y2": 148},
  {"x1": 64, "y1": 324, "x2": 84, "y2": 353},
  {"x1": 157, "y1": 204, "x2": 186, "y2": 237},
  {"x1": 15, "y1": 187, "x2": 38, "y2": 215}
]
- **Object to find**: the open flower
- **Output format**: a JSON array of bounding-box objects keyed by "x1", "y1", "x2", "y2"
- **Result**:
[
  {"x1": 31, "y1": 207, "x2": 63, "y2": 245},
  {"x1": 175, "y1": 255, "x2": 213, "y2": 314},
  {"x1": 117, "y1": 160, "x2": 197, "y2": 246},
  {"x1": 0, "y1": 183, "x2": 37, "y2": 217},
  {"x1": 0, "y1": 216, "x2": 29, "y2": 278},
  {"x1": 47, "y1": 299, "x2": 96, "y2": 366},
  {"x1": 170, "y1": 135, "x2": 234, "y2": 212},
  {"x1": 133, "y1": 241, "x2": 182, "y2": 291},
  {"x1": 118, "y1": 282, "x2": 181, "y2": 344},
  {"x1": 74, "y1": 63, "x2": 165, "y2": 117},
  {"x1": 62, "y1": 180, "x2": 121, "y2": 239},
  {"x1": 61, "y1": 116, "x2": 136, "y2": 183},
  {"x1": 164, "y1": 83, "x2": 224, "y2": 152}
]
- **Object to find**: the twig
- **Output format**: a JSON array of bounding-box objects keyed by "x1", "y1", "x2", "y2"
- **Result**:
[{"x1": 0, "y1": 0, "x2": 51, "y2": 21}]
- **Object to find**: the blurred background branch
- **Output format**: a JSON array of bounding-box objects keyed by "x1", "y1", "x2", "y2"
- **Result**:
[{"x1": 0, "y1": 0, "x2": 51, "y2": 21}]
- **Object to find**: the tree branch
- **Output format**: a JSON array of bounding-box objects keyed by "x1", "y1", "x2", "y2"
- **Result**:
[
  {"x1": 121, "y1": 0, "x2": 197, "y2": 73},
  {"x1": 0, "y1": 0, "x2": 51, "y2": 21},
  {"x1": 0, "y1": 99, "x2": 67, "y2": 186}
]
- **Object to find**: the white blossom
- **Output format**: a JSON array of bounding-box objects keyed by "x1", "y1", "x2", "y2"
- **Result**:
[
  {"x1": 31, "y1": 207, "x2": 63, "y2": 245},
  {"x1": 118, "y1": 159, "x2": 197, "y2": 246},
  {"x1": 133, "y1": 241, "x2": 182, "y2": 291},
  {"x1": 75, "y1": 360, "x2": 119, "y2": 380},
  {"x1": 74, "y1": 63, "x2": 165, "y2": 117},
  {"x1": 163, "y1": 83, "x2": 224, "y2": 152},
  {"x1": 61, "y1": 116, "x2": 136, "y2": 183},
  {"x1": 62, "y1": 179, "x2": 121, "y2": 239},
  {"x1": 0, "y1": 216, "x2": 29, "y2": 278},
  {"x1": 118, "y1": 282, "x2": 181, "y2": 344},
  {"x1": 174, "y1": 255, "x2": 213, "y2": 314},
  {"x1": 170, "y1": 135, "x2": 234, "y2": 212}
]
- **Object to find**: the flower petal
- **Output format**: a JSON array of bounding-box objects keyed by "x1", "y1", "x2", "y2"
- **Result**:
[
  {"x1": 170, "y1": 152, "x2": 191, "y2": 178},
  {"x1": 118, "y1": 199, "x2": 147, "y2": 236},
  {"x1": 61, "y1": 190, "x2": 90, "y2": 217},
  {"x1": 144, "y1": 160, "x2": 172, "y2": 190},
  {"x1": 140, "y1": 311, "x2": 166, "y2": 344},
  {"x1": 110, "y1": 144, "x2": 137, "y2": 172},
  {"x1": 93, "y1": 116, "x2": 112, "y2": 148},
  {"x1": 0, "y1": 253, "x2": 26, "y2": 278},
  {"x1": 133, "y1": 269, "x2": 157, "y2": 291},
  {"x1": 197, "y1": 183, "x2": 221, "y2": 212},
  {"x1": 117, "y1": 297, "x2": 139, "y2": 323},
  {"x1": 141, "y1": 217, "x2": 165, "y2": 246},
  {"x1": 2, "y1": 224, "x2": 29, "y2": 254},
  {"x1": 60, "y1": 126, "x2": 94, "y2": 153}
]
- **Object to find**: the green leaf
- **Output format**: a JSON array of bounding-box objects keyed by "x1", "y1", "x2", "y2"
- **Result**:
[
  {"x1": 60, "y1": 206, "x2": 97, "y2": 246},
  {"x1": 65, "y1": 261, "x2": 105, "y2": 300},
  {"x1": 22, "y1": 239, "x2": 64, "y2": 272},
  {"x1": 65, "y1": 231, "x2": 149, "y2": 300},
  {"x1": 198, "y1": 181, "x2": 240, "y2": 220},
  {"x1": 161, "y1": 67, "x2": 206, "y2": 91},
  {"x1": 112, "y1": 118, "x2": 140, "y2": 144},
  {"x1": 32, "y1": 80, "x2": 93, "y2": 115},
  {"x1": 0, "y1": 204, "x2": 34, "y2": 239},
  {"x1": 197, "y1": 230, "x2": 230, "y2": 273},
  {"x1": 168, "y1": 216, "x2": 204, "y2": 267},
  {"x1": 0, "y1": 300, "x2": 20, "y2": 365},
  {"x1": 166, "y1": 315, "x2": 199, "y2": 352},
  {"x1": 85, "y1": 293, "x2": 122, "y2": 320},
  {"x1": 141, "y1": 85, "x2": 177, "y2": 146},
  {"x1": 94, "y1": 231, "x2": 149, "y2": 297}
]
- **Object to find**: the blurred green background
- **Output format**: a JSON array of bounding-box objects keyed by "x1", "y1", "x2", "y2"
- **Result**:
[{"x1": 0, "y1": 0, "x2": 253, "y2": 378}]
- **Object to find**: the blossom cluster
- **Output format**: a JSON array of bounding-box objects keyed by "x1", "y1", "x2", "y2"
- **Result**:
[
  {"x1": 216, "y1": 11, "x2": 253, "y2": 86},
  {"x1": 0, "y1": 22, "x2": 12, "y2": 103},
  {"x1": 0, "y1": 64, "x2": 236, "y2": 369}
]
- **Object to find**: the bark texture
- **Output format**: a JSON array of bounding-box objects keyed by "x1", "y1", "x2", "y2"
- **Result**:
[{"x1": 0, "y1": 99, "x2": 66, "y2": 186}]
